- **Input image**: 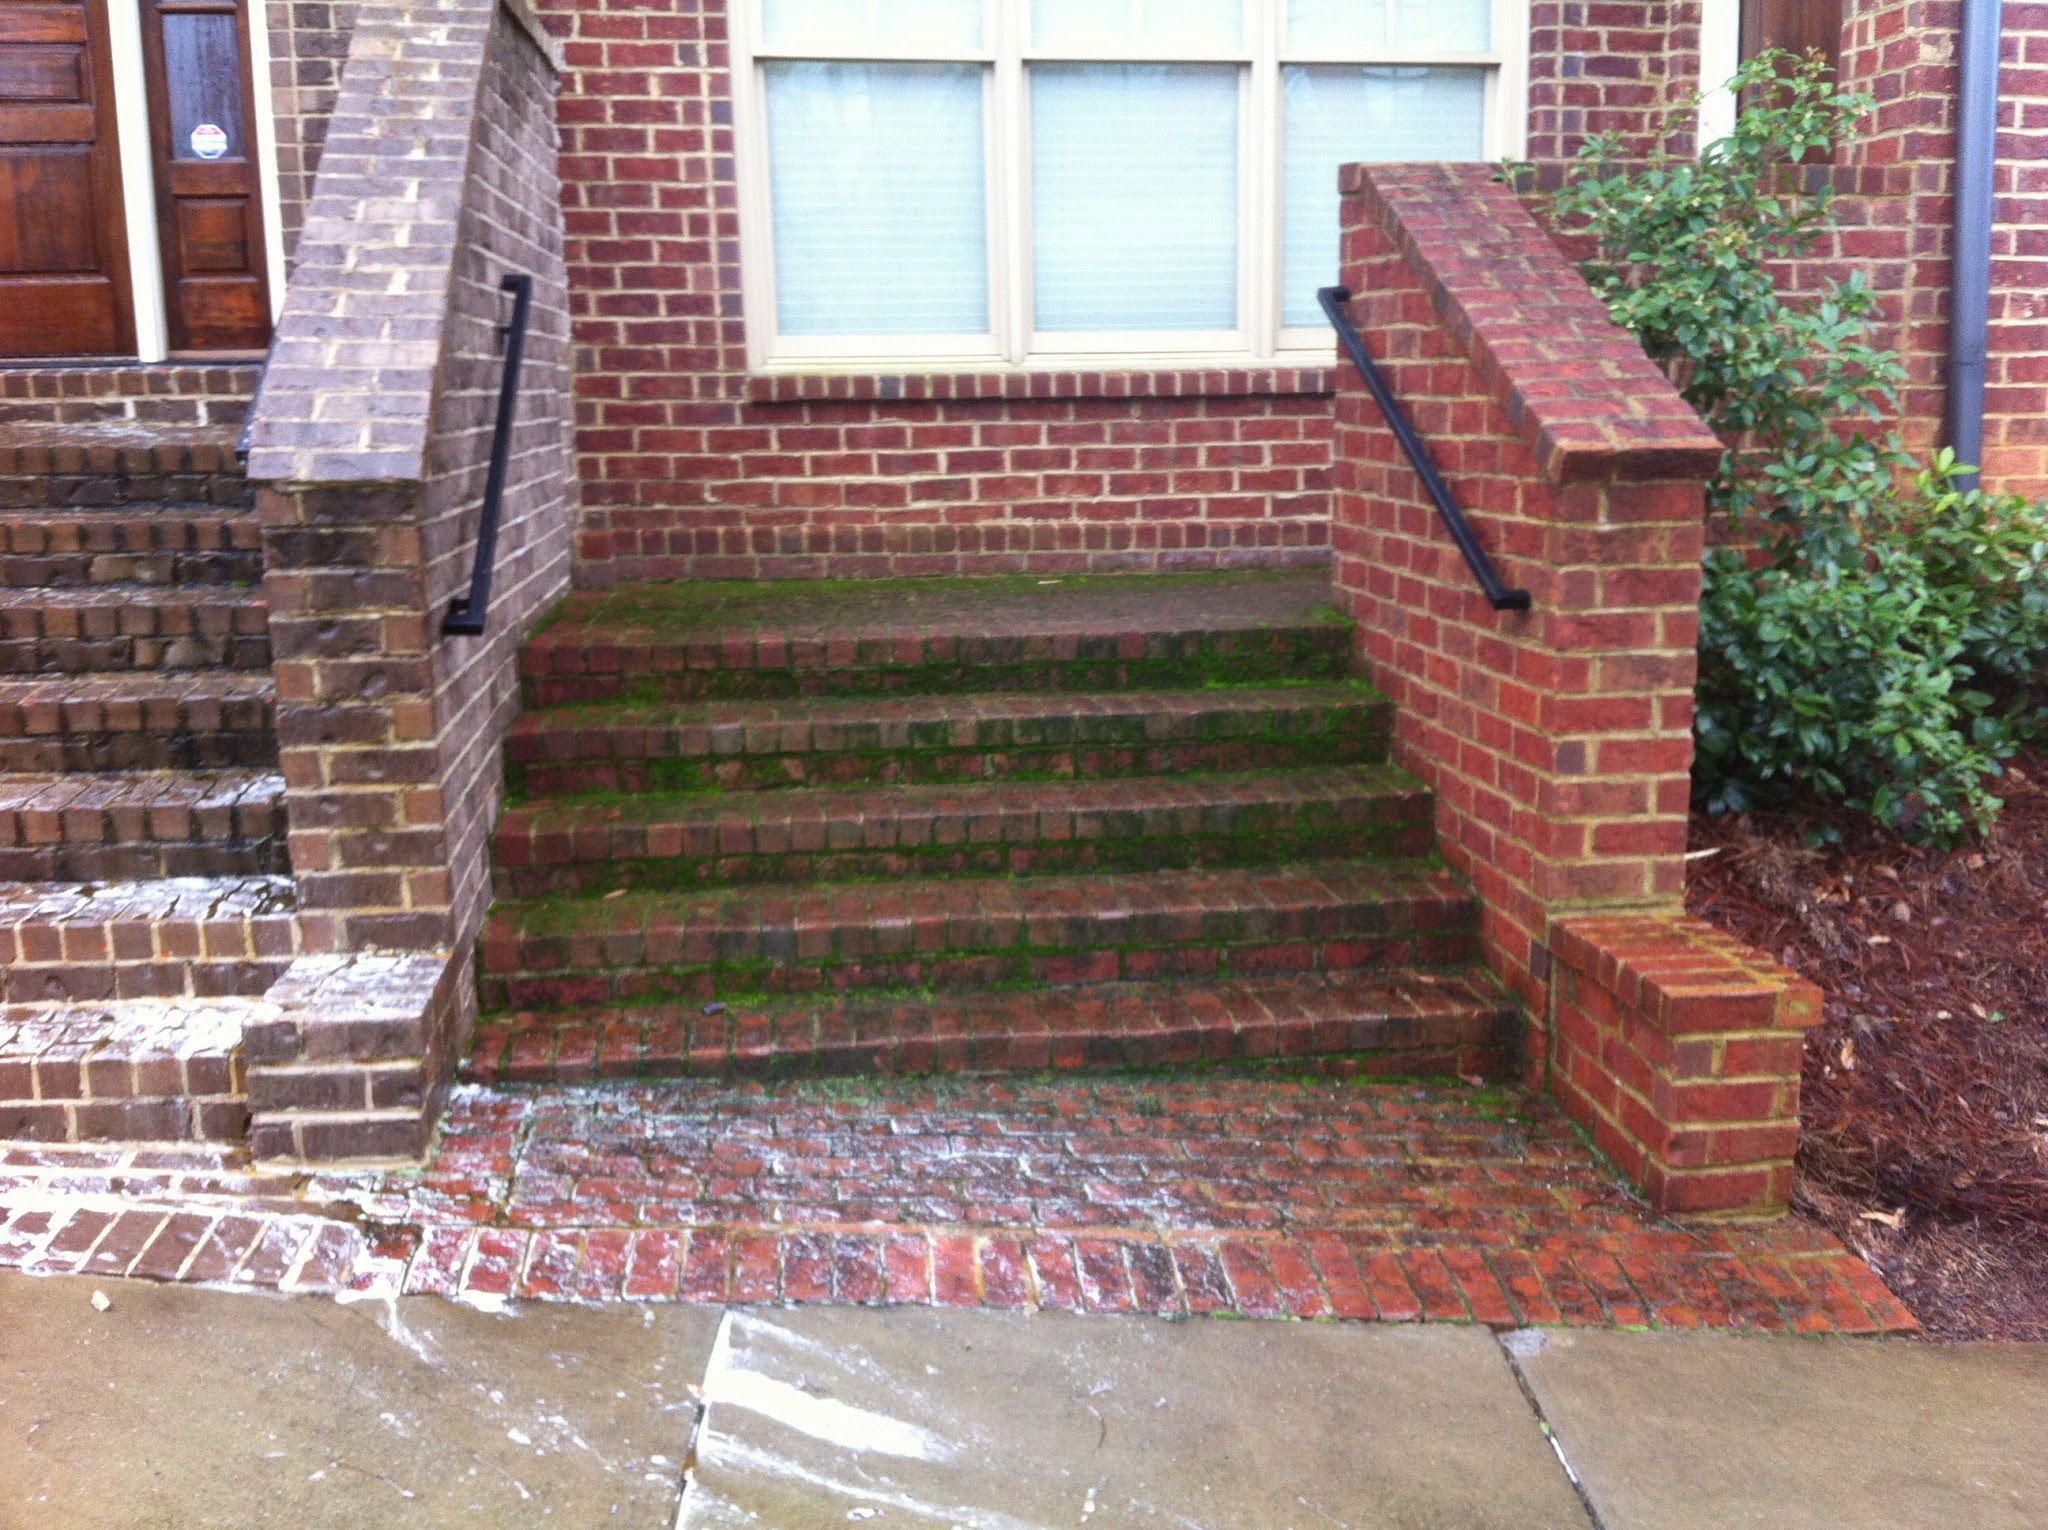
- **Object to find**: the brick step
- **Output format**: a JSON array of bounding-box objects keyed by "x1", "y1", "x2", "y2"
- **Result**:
[
  {"x1": 479, "y1": 862, "x2": 1478, "y2": 1010},
  {"x1": 0, "y1": 997, "x2": 253, "y2": 1143},
  {"x1": 0, "y1": 585, "x2": 270, "y2": 674},
  {"x1": 507, "y1": 681, "x2": 1391, "y2": 798},
  {"x1": 464, "y1": 968, "x2": 1519, "y2": 1085},
  {"x1": 494, "y1": 765, "x2": 1434, "y2": 898},
  {"x1": 0, "y1": 508, "x2": 264, "y2": 589},
  {"x1": 0, "y1": 430, "x2": 251, "y2": 511},
  {"x1": 0, "y1": 770, "x2": 289, "y2": 882},
  {"x1": 0, "y1": 672, "x2": 276, "y2": 772},
  {"x1": 0, "y1": 876, "x2": 296, "y2": 1003},
  {"x1": 523, "y1": 569, "x2": 1350, "y2": 705}
]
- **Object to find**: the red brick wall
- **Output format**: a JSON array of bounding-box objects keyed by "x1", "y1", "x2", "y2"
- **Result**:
[
  {"x1": 1528, "y1": 2, "x2": 1705, "y2": 160},
  {"x1": 541, "y1": 0, "x2": 1334, "y2": 583}
]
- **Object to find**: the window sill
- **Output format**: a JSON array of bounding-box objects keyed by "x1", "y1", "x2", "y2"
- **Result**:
[{"x1": 745, "y1": 365, "x2": 1338, "y2": 405}]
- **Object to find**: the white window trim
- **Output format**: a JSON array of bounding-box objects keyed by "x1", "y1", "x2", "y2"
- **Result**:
[
  {"x1": 1697, "y1": 0, "x2": 1741, "y2": 152},
  {"x1": 733, "y1": 0, "x2": 1531, "y2": 374}
]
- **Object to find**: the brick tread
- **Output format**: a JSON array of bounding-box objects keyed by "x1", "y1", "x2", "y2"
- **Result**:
[
  {"x1": 0, "y1": 671, "x2": 276, "y2": 773},
  {"x1": 481, "y1": 861, "x2": 1477, "y2": 1007},
  {"x1": 0, "y1": 875, "x2": 297, "y2": 1003},
  {"x1": 0, "y1": 508, "x2": 263, "y2": 589},
  {"x1": 494, "y1": 765, "x2": 1432, "y2": 895},
  {"x1": 507, "y1": 681, "x2": 1390, "y2": 795},
  {"x1": 0, "y1": 998, "x2": 255, "y2": 1144},
  {"x1": 0, "y1": 584, "x2": 270, "y2": 673},
  {"x1": 524, "y1": 571, "x2": 1349, "y2": 702},
  {"x1": 0, "y1": 770, "x2": 288, "y2": 881},
  {"x1": 465, "y1": 967, "x2": 1517, "y2": 1084}
]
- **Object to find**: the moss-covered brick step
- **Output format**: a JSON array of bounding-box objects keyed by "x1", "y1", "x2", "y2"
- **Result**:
[
  {"x1": 505, "y1": 681, "x2": 1392, "y2": 798},
  {"x1": 477, "y1": 862, "x2": 1479, "y2": 1009},
  {"x1": 521, "y1": 568, "x2": 1351, "y2": 705},
  {"x1": 462, "y1": 967, "x2": 1520, "y2": 1085},
  {"x1": 0, "y1": 673, "x2": 277, "y2": 774},
  {"x1": 492, "y1": 765, "x2": 1434, "y2": 897}
]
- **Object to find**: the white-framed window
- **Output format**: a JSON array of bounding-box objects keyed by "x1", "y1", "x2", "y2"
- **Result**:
[{"x1": 732, "y1": 0, "x2": 1530, "y2": 372}]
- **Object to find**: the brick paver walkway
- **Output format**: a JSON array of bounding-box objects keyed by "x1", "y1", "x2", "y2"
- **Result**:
[{"x1": 0, "y1": 1075, "x2": 1916, "y2": 1334}]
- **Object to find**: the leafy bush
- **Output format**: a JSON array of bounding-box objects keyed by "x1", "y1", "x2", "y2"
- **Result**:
[{"x1": 1556, "y1": 52, "x2": 2048, "y2": 844}]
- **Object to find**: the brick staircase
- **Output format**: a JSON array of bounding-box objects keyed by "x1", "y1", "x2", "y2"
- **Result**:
[
  {"x1": 0, "y1": 414, "x2": 294, "y2": 1144},
  {"x1": 467, "y1": 571, "x2": 1518, "y2": 1083}
]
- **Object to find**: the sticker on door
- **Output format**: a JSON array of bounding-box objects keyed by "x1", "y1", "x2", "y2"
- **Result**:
[{"x1": 189, "y1": 123, "x2": 227, "y2": 159}]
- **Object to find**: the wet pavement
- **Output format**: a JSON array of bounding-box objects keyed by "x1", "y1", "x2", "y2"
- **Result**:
[{"x1": 4, "y1": 1267, "x2": 2044, "y2": 1530}]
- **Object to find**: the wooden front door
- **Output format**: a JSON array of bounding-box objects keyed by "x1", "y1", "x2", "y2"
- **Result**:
[
  {"x1": 0, "y1": 0, "x2": 135, "y2": 357},
  {"x1": 137, "y1": 0, "x2": 269, "y2": 353}
]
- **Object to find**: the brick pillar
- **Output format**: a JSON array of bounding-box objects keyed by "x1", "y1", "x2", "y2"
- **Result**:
[
  {"x1": 243, "y1": 0, "x2": 575, "y2": 1161},
  {"x1": 1331, "y1": 163, "x2": 1819, "y2": 1216}
]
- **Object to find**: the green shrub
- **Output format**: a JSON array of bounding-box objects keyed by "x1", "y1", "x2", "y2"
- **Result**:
[{"x1": 1556, "y1": 51, "x2": 2048, "y2": 844}]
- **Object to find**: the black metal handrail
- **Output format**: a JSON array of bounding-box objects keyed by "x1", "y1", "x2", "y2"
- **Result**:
[
  {"x1": 1318, "y1": 285, "x2": 1532, "y2": 613},
  {"x1": 444, "y1": 273, "x2": 535, "y2": 636}
]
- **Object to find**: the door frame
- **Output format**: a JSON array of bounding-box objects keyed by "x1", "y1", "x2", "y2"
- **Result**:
[{"x1": 102, "y1": 0, "x2": 286, "y2": 363}]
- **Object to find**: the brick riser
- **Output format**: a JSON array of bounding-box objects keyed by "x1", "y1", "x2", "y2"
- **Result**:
[
  {"x1": 522, "y1": 627, "x2": 1352, "y2": 708},
  {"x1": 0, "y1": 591, "x2": 272, "y2": 675},
  {"x1": 505, "y1": 684, "x2": 1391, "y2": 798},
  {"x1": 0, "y1": 441, "x2": 253, "y2": 512},
  {"x1": 492, "y1": 769, "x2": 1434, "y2": 898},
  {"x1": 0, "y1": 676, "x2": 277, "y2": 773},
  {"x1": 479, "y1": 865, "x2": 1479, "y2": 1010},
  {"x1": 464, "y1": 971, "x2": 1518, "y2": 1086}
]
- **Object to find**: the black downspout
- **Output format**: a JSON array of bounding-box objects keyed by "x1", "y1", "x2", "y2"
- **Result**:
[{"x1": 1947, "y1": 0, "x2": 2003, "y2": 491}]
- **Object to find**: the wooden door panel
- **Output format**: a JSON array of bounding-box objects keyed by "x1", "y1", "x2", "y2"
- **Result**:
[
  {"x1": 139, "y1": 0, "x2": 270, "y2": 354},
  {"x1": 0, "y1": 148, "x2": 103, "y2": 269},
  {"x1": 0, "y1": 45, "x2": 88, "y2": 98},
  {"x1": 1741, "y1": 0, "x2": 1844, "y2": 73},
  {"x1": 0, "y1": 1, "x2": 132, "y2": 357}
]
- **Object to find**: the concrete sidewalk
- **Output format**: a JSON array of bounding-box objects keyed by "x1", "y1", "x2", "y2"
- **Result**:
[{"x1": 2, "y1": 1271, "x2": 2043, "y2": 1530}]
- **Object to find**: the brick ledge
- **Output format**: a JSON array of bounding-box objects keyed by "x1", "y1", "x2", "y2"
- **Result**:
[{"x1": 746, "y1": 366, "x2": 1338, "y2": 405}]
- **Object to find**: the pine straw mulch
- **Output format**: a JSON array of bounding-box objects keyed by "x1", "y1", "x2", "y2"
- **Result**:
[{"x1": 1685, "y1": 754, "x2": 2048, "y2": 1342}]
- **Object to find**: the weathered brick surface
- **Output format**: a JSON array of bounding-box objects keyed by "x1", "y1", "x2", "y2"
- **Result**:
[
  {"x1": 0, "y1": 673, "x2": 276, "y2": 774},
  {"x1": 0, "y1": 771, "x2": 288, "y2": 882},
  {"x1": 0, "y1": 1085, "x2": 1918, "y2": 1331},
  {"x1": 1550, "y1": 912, "x2": 1824, "y2": 1215},
  {"x1": 0, "y1": 1000, "x2": 252, "y2": 1144},
  {"x1": 0, "y1": 877, "x2": 298, "y2": 1004},
  {"x1": 241, "y1": 0, "x2": 577, "y2": 1159},
  {"x1": 1329, "y1": 163, "x2": 1819, "y2": 1214}
]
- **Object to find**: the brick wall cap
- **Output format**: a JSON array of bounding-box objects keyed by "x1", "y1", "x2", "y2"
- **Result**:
[
  {"x1": 1548, "y1": 910, "x2": 1822, "y2": 1036},
  {"x1": 1340, "y1": 163, "x2": 1723, "y2": 485}
]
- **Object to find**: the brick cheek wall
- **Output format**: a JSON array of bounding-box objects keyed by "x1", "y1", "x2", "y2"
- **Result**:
[
  {"x1": 1332, "y1": 163, "x2": 1816, "y2": 1216},
  {"x1": 543, "y1": 0, "x2": 1335, "y2": 583},
  {"x1": 245, "y1": 0, "x2": 575, "y2": 1160},
  {"x1": 1550, "y1": 913, "x2": 1824, "y2": 1215}
]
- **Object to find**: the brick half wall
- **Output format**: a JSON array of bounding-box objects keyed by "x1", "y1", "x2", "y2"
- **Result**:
[
  {"x1": 1330, "y1": 162, "x2": 1815, "y2": 1217},
  {"x1": 242, "y1": 0, "x2": 577, "y2": 1161}
]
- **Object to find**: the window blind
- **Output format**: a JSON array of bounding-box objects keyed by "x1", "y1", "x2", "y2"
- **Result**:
[
  {"x1": 765, "y1": 62, "x2": 991, "y2": 336},
  {"x1": 1031, "y1": 64, "x2": 1241, "y2": 332},
  {"x1": 1280, "y1": 65, "x2": 1486, "y2": 325}
]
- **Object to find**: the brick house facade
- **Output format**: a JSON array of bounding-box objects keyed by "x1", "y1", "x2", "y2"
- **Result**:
[{"x1": 0, "y1": 1, "x2": 2037, "y2": 1213}]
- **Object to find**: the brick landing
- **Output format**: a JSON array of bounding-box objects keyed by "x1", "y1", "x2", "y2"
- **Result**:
[{"x1": 0, "y1": 1074, "x2": 1914, "y2": 1334}]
